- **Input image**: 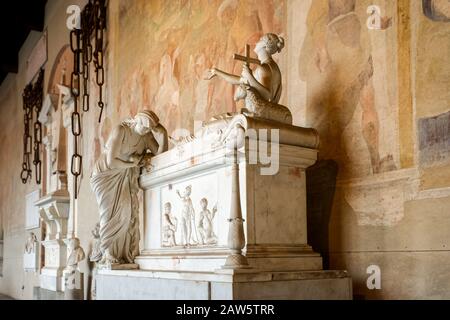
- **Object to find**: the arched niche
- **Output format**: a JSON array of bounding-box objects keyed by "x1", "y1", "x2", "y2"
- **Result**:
[{"x1": 47, "y1": 45, "x2": 74, "y2": 99}]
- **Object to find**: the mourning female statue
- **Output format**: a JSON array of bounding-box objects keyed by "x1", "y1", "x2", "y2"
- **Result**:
[{"x1": 91, "y1": 110, "x2": 168, "y2": 267}]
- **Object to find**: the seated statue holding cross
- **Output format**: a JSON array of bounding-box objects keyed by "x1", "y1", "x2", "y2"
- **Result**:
[
  {"x1": 172, "y1": 33, "x2": 292, "y2": 147},
  {"x1": 204, "y1": 33, "x2": 292, "y2": 125}
]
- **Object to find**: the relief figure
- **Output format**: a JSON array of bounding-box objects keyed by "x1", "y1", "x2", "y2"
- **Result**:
[
  {"x1": 177, "y1": 185, "x2": 198, "y2": 246},
  {"x1": 162, "y1": 202, "x2": 178, "y2": 247},
  {"x1": 197, "y1": 198, "x2": 218, "y2": 245}
]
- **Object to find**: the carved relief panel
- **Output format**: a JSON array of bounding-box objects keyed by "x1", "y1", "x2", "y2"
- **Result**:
[
  {"x1": 23, "y1": 232, "x2": 39, "y2": 271},
  {"x1": 160, "y1": 174, "x2": 219, "y2": 248}
]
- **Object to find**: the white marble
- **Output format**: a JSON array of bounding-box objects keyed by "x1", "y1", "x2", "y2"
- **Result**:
[
  {"x1": 37, "y1": 193, "x2": 70, "y2": 291},
  {"x1": 96, "y1": 269, "x2": 352, "y2": 300},
  {"x1": 63, "y1": 238, "x2": 85, "y2": 299},
  {"x1": 35, "y1": 82, "x2": 73, "y2": 292},
  {"x1": 23, "y1": 232, "x2": 39, "y2": 271},
  {"x1": 25, "y1": 190, "x2": 41, "y2": 230},
  {"x1": 96, "y1": 34, "x2": 353, "y2": 300},
  {"x1": 91, "y1": 110, "x2": 168, "y2": 268},
  {"x1": 136, "y1": 114, "x2": 322, "y2": 272},
  {"x1": 40, "y1": 267, "x2": 64, "y2": 292}
]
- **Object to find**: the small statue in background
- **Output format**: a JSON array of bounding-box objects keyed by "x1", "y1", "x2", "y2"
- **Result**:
[
  {"x1": 24, "y1": 232, "x2": 38, "y2": 254},
  {"x1": 89, "y1": 223, "x2": 101, "y2": 300},
  {"x1": 64, "y1": 237, "x2": 85, "y2": 300},
  {"x1": 89, "y1": 223, "x2": 102, "y2": 263},
  {"x1": 66, "y1": 237, "x2": 85, "y2": 272}
]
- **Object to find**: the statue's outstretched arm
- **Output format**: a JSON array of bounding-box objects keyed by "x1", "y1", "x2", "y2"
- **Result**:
[{"x1": 204, "y1": 68, "x2": 241, "y2": 85}]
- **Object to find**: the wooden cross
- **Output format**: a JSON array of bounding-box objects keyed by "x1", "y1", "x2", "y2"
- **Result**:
[{"x1": 233, "y1": 44, "x2": 261, "y2": 66}]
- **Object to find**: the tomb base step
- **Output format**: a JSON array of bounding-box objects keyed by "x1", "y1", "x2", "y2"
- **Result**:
[{"x1": 96, "y1": 269, "x2": 352, "y2": 300}]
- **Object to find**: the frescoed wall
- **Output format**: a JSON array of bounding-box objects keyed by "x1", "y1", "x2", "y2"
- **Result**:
[
  {"x1": 298, "y1": 0, "x2": 398, "y2": 179},
  {"x1": 1, "y1": 0, "x2": 450, "y2": 299},
  {"x1": 105, "y1": 0, "x2": 285, "y2": 137}
]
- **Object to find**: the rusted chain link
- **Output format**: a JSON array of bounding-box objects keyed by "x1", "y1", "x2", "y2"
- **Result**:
[
  {"x1": 70, "y1": 27, "x2": 82, "y2": 199},
  {"x1": 21, "y1": 69, "x2": 44, "y2": 184},
  {"x1": 69, "y1": 0, "x2": 107, "y2": 199},
  {"x1": 21, "y1": 84, "x2": 33, "y2": 184}
]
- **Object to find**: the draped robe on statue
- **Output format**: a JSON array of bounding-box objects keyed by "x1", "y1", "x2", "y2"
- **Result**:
[{"x1": 91, "y1": 123, "x2": 156, "y2": 264}]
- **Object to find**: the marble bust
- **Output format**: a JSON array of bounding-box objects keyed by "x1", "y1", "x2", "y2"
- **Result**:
[{"x1": 66, "y1": 238, "x2": 85, "y2": 271}]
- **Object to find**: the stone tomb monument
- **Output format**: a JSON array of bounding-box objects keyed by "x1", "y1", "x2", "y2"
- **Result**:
[
  {"x1": 95, "y1": 34, "x2": 352, "y2": 299},
  {"x1": 35, "y1": 85, "x2": 71, "y2": 293}
]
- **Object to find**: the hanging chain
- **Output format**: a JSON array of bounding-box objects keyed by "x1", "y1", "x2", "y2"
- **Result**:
[
  {"x1": 81, "y1": 1, "x2": 94, "y2": 112},
  {"x1": 21, "y1": 85, "x2": 33, "y2": 184},
  {"x1": 69, "y1": 0, "x2": 107, "y2": 199},
  {"x1": 21, "y1": 69, "x2": 44, "y2": 184},
  {"x1": 94, "y1": 0, "x2": 106, "y2": 123},
  {"x1": 32, "y1": 70, "x2": 45, "y2": 184},
  {"x1": 70, "y1": 27, "x2": 82, "y2": 199}
]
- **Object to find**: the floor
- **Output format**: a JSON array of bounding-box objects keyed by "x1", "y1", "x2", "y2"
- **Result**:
[{"x1": 0, "y1": 294, "x2": 13, "y2": 300}]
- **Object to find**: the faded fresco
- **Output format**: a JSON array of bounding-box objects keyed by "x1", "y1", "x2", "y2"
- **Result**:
[
  {"x1": 419, "y1": 111, "x2": 450, "y2": 167},
  {"x1": 2, "y1": 0, "x2": 450, "y2": 300},
  {"x1": 416, "y1": 0, "x2": 450, "y2": 189},
  {"x1": 106, "y1": 0, "x2": 285, "y2": 140},
  {"x1": 298, "y1": 0, "x2": 398, "y2": 179},
  {"x1": 94, "y1": 0, "x2": 406, "y2": 181}
]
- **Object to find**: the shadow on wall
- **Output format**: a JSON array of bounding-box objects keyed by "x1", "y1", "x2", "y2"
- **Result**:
[
  {"x1": 306, "y1": 160, "x2": 338, "y2": 270},
  {"x1": 0, "y1": 228, "x2": 3, "y2": 277}
]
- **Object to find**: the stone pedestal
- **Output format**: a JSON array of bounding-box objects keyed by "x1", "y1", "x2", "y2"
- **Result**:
[
  {"x1": 63, "y1": 269, "x2": 84, "y2": 300},
  {"x1": 36, "y1": 190, "x2": 70, "y2": 291},
  {"x1": 96, "y1": 115, "x2": 353, "y2": 299},
  {"x1": 97, "y1": 269, "x2": 352, "y2": 300}
]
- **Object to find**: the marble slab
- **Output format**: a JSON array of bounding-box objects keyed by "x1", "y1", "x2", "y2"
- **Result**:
[{"x1": 96, "y1": 269, "x2": 352, "y2": 300}]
